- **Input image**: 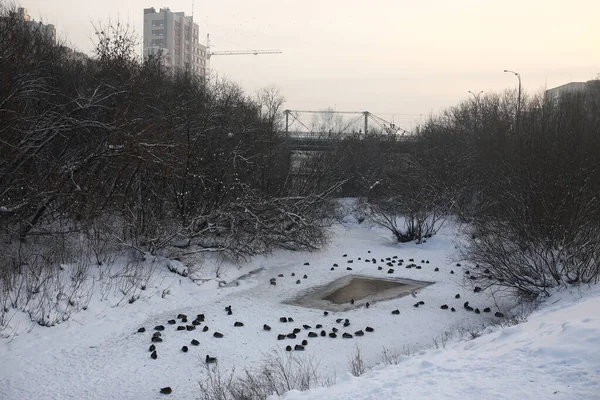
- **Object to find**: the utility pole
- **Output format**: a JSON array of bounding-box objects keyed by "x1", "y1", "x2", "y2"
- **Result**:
[{"x1": 363, "y1": 111, "x2": 369, "y2": 136}]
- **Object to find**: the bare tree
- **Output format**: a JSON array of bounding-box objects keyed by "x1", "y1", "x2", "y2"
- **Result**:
[
  {"x1": 0, "y1": 5, "x2": 344, "y2": 327},
  {"x1": 418, "y1": 82, "x2": 600, "y2": 297}
]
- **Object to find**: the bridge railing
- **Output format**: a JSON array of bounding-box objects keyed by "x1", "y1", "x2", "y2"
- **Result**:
[
  {"x1": 280, "y1": 131, "x2": 418, "y2": 141},
  {"x1": 281, "y1": 130, "x2": 355, "y2": 138}
]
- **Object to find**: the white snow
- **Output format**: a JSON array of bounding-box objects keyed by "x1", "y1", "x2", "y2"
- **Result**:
[
  {"x1": 0, "y1": 220, "x2": 598, "y2": 400},
  {"x1": 276, "y1": 285, "x2": 600, "y2": 400}
]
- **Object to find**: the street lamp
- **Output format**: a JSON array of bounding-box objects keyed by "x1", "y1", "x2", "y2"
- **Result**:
[
  {"x1": 504, "y1": 69, "x2": 522, "y2": 122},
  {"x1": 468, "y1": 90, "x2": 484, "y2": 102},
  {"x1": 468, "y1": 91, "x2": 483, "y2": 129}
]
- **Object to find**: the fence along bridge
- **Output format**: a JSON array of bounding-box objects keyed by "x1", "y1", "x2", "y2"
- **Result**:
[
  {"x1": 279, "y1": 110, "x2": 417, "y2": 175},
  {"x1": 281, "y1": 109, "x2": 413, "y2": 151}
]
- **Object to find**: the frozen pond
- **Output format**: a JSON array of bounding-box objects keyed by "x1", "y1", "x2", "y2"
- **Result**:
[{"x1": 289, "y1": 275, "x2": 433, "y2": 311}]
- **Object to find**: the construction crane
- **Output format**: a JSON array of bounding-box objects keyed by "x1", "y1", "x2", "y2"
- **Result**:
[{"x1": 205, "y1": 33, "x2": 282, "y2": 76}]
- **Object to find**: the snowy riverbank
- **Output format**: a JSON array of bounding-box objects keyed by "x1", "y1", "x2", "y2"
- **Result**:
[{"x1": 2, "y1": 220, "x2": 596, "y2": 399}]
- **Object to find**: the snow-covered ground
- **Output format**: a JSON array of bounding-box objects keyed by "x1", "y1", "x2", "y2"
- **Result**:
[
  {"x1": 0, "y1": 220, "x2": 597, "y2": 399},
  {"x1": 276, "y1": 284, "x2": 600, "y2": 400}
]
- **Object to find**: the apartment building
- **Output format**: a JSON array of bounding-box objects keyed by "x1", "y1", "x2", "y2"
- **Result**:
[
  {"x1": 143, "y1": 7, "x2": 207, "y2": 75},
  {"x1": 9, "y1": 8, "x2": 56, "y2": 43}
]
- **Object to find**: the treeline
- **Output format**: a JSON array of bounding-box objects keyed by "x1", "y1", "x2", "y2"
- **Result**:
[
  {"x1": 0, "y1": 9, "x2": 347, "y2": 262},
  {"x1": 309, "y1": 75, "x2": 600, "y2": 298},
  {"x1": 2, "y1": 1, "x2": 599, "y2": 306},
  {"x1": 402, "y1": 82, "x2": 600, "y2": 297}
]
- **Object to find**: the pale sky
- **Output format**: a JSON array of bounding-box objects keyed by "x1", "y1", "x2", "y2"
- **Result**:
[{"x1": 19, "y1": 0, "x2": 600, "y2": 130}]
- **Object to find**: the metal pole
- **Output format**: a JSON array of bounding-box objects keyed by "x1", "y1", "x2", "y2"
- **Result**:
[
  {"x1": 468, "y1": 91, "x2": 483, "y2": 125},
  {"x1": 468, "y1": 90, "x2": 483, "y2": 102},
  {"x1": 516, "y1": 74, "x2": 521, "y2": 134},
  {"x1": 504, "y1": 70, "x2": 521, "y2": 128},
  {"x1": 363, "y1": 111, "x2": 369, "y2": 136}
]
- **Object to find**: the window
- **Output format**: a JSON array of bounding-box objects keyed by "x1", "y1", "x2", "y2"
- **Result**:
[
  {"x1": 151, "y1": 20, "x2": 164, "y2": 27},
  {"x1": 152, "y1": 29, "x2": 163, "y2": 36},
  {"x1": 151, "y1": 39, "x2": 164, "y2": 47}
]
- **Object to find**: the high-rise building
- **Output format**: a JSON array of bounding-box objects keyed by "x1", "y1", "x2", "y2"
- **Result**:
[
  {"x1": 143, "y1": 7, "x2": 207, "y2": 75},
  {"x1": 10, "y1": 8, "x2": 56, "y2": 43}
]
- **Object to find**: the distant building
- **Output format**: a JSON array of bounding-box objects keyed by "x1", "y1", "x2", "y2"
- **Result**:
[
  {"x1": 61, "y1": 46, "x2": 90, "y2": 65},
  {"x1": 16, "y1": 7, "x2": 56, "y2": 43},
  {"x1": 143, "y1": 7, "x2": 207, "y2": 75},
  {"x1": 546, "y1": 82, "x2": 589, "y2": 103}
]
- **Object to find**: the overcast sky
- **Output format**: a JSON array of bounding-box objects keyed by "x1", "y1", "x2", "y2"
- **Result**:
[{"x1": 19, "y1": 0, "x2": 600, "y2": 129}]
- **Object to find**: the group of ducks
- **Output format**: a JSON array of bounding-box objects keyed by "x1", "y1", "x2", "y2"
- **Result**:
[
  {"x1": 330, "y1": 254, "x2": 507, "y2": 318},
  {"x1": 269, "y1": 254, "x2": 507, "y2": 336},
  {"x1": 389, "y1": 291, "x2": 505, "y2": 318},
  {"x1": 150, "y1": 253, "x2": 506, "y2": 395},
  {"x1": 143, "y1": 307, "x2": 256, "y2": 394},
  {"x1": 272, "y1": 254, "x2": 436, "y2": 286},
  {"x1": 270, "y1": 313, "x2": 376, "y2": 352},
  {"x1": 137, "y1": 312, "x2": 219, "y2": 369},
  {"x1": 374, "y1": 260, "x2": 507, "y2": 317}
]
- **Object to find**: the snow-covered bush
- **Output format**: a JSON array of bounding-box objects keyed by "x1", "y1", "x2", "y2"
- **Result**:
[
  {"x1": 448, "y1": 85, "x2": 600, "y2": 297},
  {"x1": 360, "y1": 156, "x2": 452, "y2": 244},
  {"x1": 0, "y1": 227, "x2": 166, "y2": 330},
  {"x1": 198, "y1": 352, "x2": 333, "y2": 400}
]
